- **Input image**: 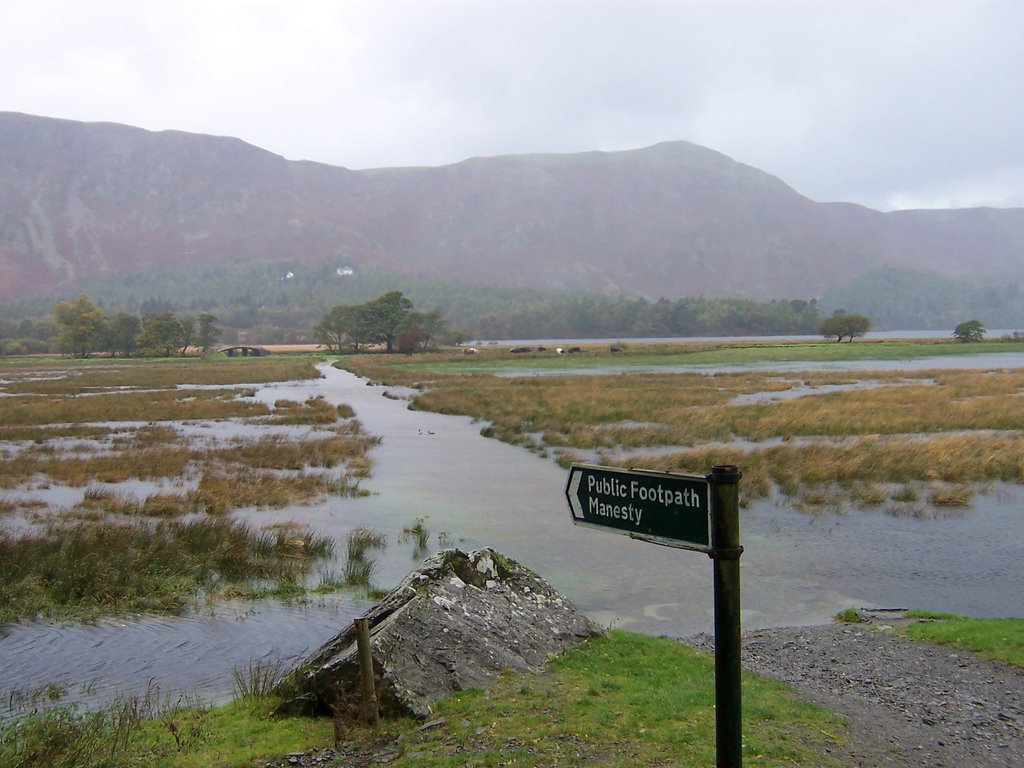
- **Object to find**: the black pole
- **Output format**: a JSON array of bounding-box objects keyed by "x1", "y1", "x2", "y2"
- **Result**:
[{"x1": 708, "y1": 464, "x2": 743, "y2": 768}]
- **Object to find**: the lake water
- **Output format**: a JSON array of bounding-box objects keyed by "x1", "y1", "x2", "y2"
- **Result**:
[{"x1": 2, "y1": 355, "x2": 1023, "y2": 712}]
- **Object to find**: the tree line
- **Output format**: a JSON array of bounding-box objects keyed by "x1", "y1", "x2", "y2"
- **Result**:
[
  {"x1": 1, "y1": 289, "x2": 831, "y2": 356},
  {"x1": 0, "y1": 264, "x2": 907, "y2": 355},
  {"x1": 469, "y1": 296, "x2": 823, "y2": 340},
  {"x1": 52, "y1": 294, "x2": 222, "y2": 358}
]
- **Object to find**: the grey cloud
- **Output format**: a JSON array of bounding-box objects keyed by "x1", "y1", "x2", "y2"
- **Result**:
[{"x1": 0, "y1": 0, "x2": 1020, "y2": 211}]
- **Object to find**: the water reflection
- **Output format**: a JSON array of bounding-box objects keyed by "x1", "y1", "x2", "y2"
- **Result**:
[{"x1": 2, "y1": 359, "x2": 1023, "y2": 712}]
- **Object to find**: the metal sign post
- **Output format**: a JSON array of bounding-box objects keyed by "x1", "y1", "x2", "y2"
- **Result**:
[
  {"x1": 565, "y1": 462, "x2": 743, "y2": 768},
  {"x1": 708, "y1": 464, "x2": 743, "y2": 768}
]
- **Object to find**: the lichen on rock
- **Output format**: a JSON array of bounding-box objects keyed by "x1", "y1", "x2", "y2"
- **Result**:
[{"x1": 276, "y1": 547, "x2": 602, "y2": 718}]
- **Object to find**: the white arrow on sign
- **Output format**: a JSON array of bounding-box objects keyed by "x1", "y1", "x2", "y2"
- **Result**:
[{"x1": 566, "y1": 468, "x2": 584, "y2": 518}]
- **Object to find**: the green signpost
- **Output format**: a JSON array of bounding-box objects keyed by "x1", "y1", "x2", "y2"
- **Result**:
[
  {"x1": 565, "y1": 462, "x2": 744, "y2": 768},
  {"x1": 565, "y1": 463, "x2": 711, "y2": 550}
]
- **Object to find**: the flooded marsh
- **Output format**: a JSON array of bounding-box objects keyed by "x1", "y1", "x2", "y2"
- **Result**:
[
  {"x1": 3, "y1": 343, "x2": 1024, "y2": 713},
  {"x1": 0, "y1": 357, "x2": 380, "y2": 623},
  {"x1": 376, "y1": 360, "x2": 1024, "y2": 511}
]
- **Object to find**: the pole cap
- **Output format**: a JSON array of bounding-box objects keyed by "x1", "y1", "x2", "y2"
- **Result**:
[{"x1": 707, "y1": 464, "x2": 742, "y2": 483}]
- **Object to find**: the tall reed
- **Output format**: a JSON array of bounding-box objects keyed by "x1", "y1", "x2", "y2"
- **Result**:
[
  {"x1": 0, "y1": 518, "x2": 336, "y2": 623},
  {"x1": 342, "y1": 527, "x2": 387, "y2": 587}
]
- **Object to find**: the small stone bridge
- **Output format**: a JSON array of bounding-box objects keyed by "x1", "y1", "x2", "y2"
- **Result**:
[{"x1": 219, "y1": 345, "x2": 271, "y2": 357}]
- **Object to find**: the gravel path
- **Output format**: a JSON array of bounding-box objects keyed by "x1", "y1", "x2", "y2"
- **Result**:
[{"x1": 688, "y1": 614, "x2": 1024, "y2": 767}]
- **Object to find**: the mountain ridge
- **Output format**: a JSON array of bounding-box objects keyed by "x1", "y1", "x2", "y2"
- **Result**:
[{"x1": 2, "y1": 111, "x2": 1022, "y2": 305}]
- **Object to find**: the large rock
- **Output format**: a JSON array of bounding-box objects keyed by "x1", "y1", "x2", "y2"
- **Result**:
[{"x1": 277, "y1": 548, "x2": 602, "y2": 718}]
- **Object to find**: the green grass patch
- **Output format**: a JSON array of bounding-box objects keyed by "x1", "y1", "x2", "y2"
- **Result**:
[
  {"x1": 0, "y1": 692, "x2": 337, "y2": 768},
  {"x1": 137, "y1": 696, "x2": 336, "y2": 768},
  {"x1": 1, "y1": 630, "x2": 850, "y2": 768},
  {"x1": 902, "y1": 612, "x2": 1024, "y2": 667},
  {"x1": 358, "y1": 339, "x2": 1024, "y2": 376},
  {"x1": 833, "y1": 608, "x2": 866, "y2": 623},
  {"x1": 395, "y1": 630, "x2": 845, "y2": 766}
]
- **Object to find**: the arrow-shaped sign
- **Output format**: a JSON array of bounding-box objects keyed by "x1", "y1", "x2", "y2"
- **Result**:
[{"x1": 565, "y1": 463, "x2": 711, "y2": 551}]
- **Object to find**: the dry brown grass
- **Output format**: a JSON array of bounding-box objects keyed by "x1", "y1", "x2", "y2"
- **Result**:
[
  {"x1": 726, "y1": 371, "x2": 1024, "y2": 440},
  {"x1": 927, "y1": 484, "x2": 974, "y2": 507},
  {"x1": 267, "y1": 395, "x2": 347, "y2": 425},
  {"x1": 0, "y1": 357, "x2": 384, "y2": 622},
  {"x1": 1, "y1": 446, "x2": 196, "y2": 487},
  {"x1": 0, "y1": 425, "x2": 113, "y2": 442},
  {"x1": 0, "y1": 389, "x2": 271, "y2": 426},
  {"x1": 406, "y1": 366, "x2": 1024, "y2": 447},
  {"x1": 374, "y1": 360, "x2": 1024, "y2": 506},
  {"x1": 849, "y1": 483, "x2": 889, "y2": 507},
  {"x1": 612, "y1": 432, "x2": 1024, "y2": 507},
  {"x1": 0, "y1": 359, "x2": 376, "y2": 516},
  {"x1": 71, "y1": 489, "x2": 196, "y2": 518},
  {"x1": 0, "y1": 357, "x2": 320, "y2": 395}
]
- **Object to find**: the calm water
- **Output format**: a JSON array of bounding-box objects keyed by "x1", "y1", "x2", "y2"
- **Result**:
[
  {"x1": 2, "y1": 357, "x2": 1023, "y2": 711},
  {"x1": 499, "y1": 352, "x2": 1024, "y2": 377}
]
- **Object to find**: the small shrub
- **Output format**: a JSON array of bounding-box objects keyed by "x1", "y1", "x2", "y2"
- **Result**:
[
  {"x1": 928, "y1": 485, "x2": 973, "y2": 507},
  {"x1": 231, "y1": 659, "x2": 284, "y2": 700},
  {"x1": 891, "y1": 484, "x2": 919, "y2": 503},
  {"x1": 850, "y1": 483, "x2": 888, "y2": 507},
  {"x1": 833, "y1": 608, "x2": 866, "y2": 623}
]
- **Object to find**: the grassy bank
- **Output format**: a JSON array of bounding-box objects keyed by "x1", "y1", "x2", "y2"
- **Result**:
[
  {"x1": 0, "y1": 630, "x2": 847, "y2": 768},
  {"x1": 902, "y1": 612, "x2": 1024, "y2": 667},
  {"x1": 355, "y1": 338, "x2": 1021, "y2": 376},
  {"x1": 0, "y1": 682, "x2": 336, "y2": 768}
]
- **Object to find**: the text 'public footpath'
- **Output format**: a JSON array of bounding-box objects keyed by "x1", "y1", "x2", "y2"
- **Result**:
[{"x1": 586, "y1": 472, "x2": 702, "y2": 527}]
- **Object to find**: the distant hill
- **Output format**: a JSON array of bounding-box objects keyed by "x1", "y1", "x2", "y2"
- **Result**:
[{"x1": 2, "y1": 111, "x2": 1023, "y2": 306}]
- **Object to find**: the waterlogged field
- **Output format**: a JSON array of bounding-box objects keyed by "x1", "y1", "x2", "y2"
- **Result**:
[
  {"x1": 3, "y1": 343, "x2": 1024, "y2": 768},
  {"x1": 342, "y1": 339, "x2": 1024, "y2": 513},
  {"x1": 364, "y1": 337, "x2": 1024, "y2": 375},
  {"x1": 0, "y1": 356, "x2": 381, "y2": 623}
]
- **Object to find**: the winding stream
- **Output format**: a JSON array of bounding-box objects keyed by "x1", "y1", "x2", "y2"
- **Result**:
[{"x1": 2, "y1": 360, "x2": 1023, "y2": 712}]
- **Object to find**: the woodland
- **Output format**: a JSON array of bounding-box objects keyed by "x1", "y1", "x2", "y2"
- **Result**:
[
  {"x1": 4, "y1": 255, "x2": 1024, "y2": 355},
  {"x1": 0, "y1": 258, "x2": 826, "y2": 354}
]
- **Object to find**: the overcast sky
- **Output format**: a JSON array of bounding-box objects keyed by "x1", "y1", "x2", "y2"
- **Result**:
[{"x1": 3, "y1": 0, "x2": 1022, "y2": 211}]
